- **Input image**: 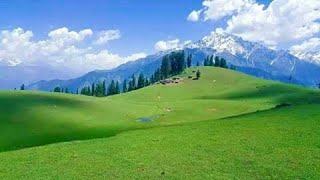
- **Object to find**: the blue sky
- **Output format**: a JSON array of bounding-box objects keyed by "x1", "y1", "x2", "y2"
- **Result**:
[
  {"x1": 0, "y1": 0, "x2": 318, "y2": 77},
  {"x1": 0, "y1": 0, "x2": 272, "y2": 55}
]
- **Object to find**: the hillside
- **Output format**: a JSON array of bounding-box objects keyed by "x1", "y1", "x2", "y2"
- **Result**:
[
  {"x1": 0, "y1": 67, "x2": 319, "y2": 178},
  {"x1": 27, "y1": 32, "x2": 320, "y2": 92}
]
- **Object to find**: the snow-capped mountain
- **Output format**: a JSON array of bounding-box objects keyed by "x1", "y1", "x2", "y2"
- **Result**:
[
  {"x1": 184, "y1": 32, "x2": 257, "y2": 56},
  {"x1": 290, "y1": 50, "x2": 320, "y2": 65},
  {"x1": 183, "y1": 32, "x2": 320, "y2": 87},
  {"x1": 28, "y1": 32, "x2": 320, "y2": 91}
]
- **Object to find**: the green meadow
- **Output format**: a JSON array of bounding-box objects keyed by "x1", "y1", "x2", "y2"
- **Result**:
[{"x1": 0, "y1": 67, "x2": 319, "y2": 179}]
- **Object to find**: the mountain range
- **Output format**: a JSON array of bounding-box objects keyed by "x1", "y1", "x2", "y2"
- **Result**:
[
  {"x1": 0, "y1": 64, "x2": 79, "y2": 90},
  {"x1": 25, "y1": 32, "x2": 320, "y2": 91},
  {"x1": 291, "y1": 50, "x2": 320, "y2": 65}
]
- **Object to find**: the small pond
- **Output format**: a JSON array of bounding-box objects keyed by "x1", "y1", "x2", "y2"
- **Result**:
[{"x1": 137, "y1": 116, "x2": 159, "y2": 123}]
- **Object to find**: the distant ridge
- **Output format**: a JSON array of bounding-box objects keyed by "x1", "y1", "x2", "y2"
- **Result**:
[{"x1": 27, "y1": 32, "x2": 320, "y2": 91}]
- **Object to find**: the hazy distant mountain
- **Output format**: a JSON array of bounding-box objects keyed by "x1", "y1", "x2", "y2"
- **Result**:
[
  {"x1": 27, "y1": 54, "x2": 163, "y2": 92},
  {"x1": 0, "y1": 64, "x2": 78, "y2": 90},
  {"x1": 28, "y1": 32, "x2": 320, "y2": 91}
]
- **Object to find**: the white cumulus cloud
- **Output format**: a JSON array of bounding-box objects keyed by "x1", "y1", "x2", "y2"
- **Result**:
[
  {"x1": 187, "y1": 10, "x2": 201, "y2": 22},
  {"x1": 0, "y1": 27, "x2": 145, "y2": 75},
  {"x1": 291, "y1": 38, "x2": 320, "y2": 53},
  {"x1": 154, "y1": 39, "x2": 191, "y2": 52},
  {"x1": 94, "y1": 29, "x2": 121, "y2": 45},
  {"x1": 48, "y1": 27, "x2": 93, "y2": 43},
  {"x1": 205, "y1": 0, "x2": 252, "y2": 21},
  {"x1": 188, "y1": 0, "x2": 320, "y2": 50},
  {"x1": 155, "y1": 39, "x2": 180, "y2": 51},
  {"x1": 124, "y1": 53, "x2": 147, "y2": 61}
]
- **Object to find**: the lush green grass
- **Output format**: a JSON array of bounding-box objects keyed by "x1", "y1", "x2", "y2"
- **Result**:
[
  {"x1": 0, "y1": 104, "x2": 319, "y2": 179},
  {"x1": 0, "y1": 67, "x2": 319, "y2": 179}
]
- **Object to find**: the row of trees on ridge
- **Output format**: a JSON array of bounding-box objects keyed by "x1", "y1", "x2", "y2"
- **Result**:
[{"x1": 50, "y1": 51, "x2": 235, "y2": 96}]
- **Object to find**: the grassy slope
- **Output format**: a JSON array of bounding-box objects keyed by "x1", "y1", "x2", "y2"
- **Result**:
[
  {"x1": 0, "y1": 105, "x2": 319, "y2": 179},
  {"x1": 0, "y1": 67, "x2": 319, "y2": 178},
  {"x1": 0, "y1": 67, "x2": 283, "y2": 152}
]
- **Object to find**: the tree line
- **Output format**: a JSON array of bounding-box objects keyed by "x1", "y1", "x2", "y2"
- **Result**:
[
  {"x1": 78, "y1": 81, "x2": 107, "y2": 97},
  {"x1": 203, "y1": 55, "x2": 228, "y2": 68},
  {"x1": 148, "y1": 51, "x2": 188, "y2": 83},
  {"x1": 53, "y1": 87, "x2": 70, "y2": 93},
  {"x1": 48, "y1": 51, "x2": 236, "y2": 96}
]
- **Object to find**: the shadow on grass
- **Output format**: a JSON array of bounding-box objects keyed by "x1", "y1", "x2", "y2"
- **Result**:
[
  {"x1": 0, "y1": 93, "x2": 108, "y2": 152},
  {"x1": 0, "y1": 92, "x2": 88, "y2": 114},
  {"x1": 196, "y1": 84, "x2": 320, "y2": 105}
]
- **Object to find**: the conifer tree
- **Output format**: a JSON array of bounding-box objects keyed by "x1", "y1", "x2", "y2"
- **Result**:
[
  {"x1": 20, "y1": 84, "x2": 25, "y2": 90},
  {"x1": 87, "y1": 86, "x2": 90, "y2": 95},
  {"x1": 209, "y1": 55, "x2": 214, "y2": 66},
  {"x1": 115, "y1": 81, "x2": 120, "y2": 94},
  {"x1": 123, "y1": 79, "x2": 127, "y2": 93},
  {"x1": 150, "y1": 75, "x2": 155, "y2": 84},
  {"x1": 102, "y1": 80, "x2": 106, "y2": 96},
  {"x1": 172, "y1": 51, "x2": 186, "y2": 75},
  {"x1": 179, "y1": 50, "x2": 186, "y2": 72},
  {"x1": 214, "y1": 56, "x2": 220, "y2": 67},
  {"x1": 187, "y1": 54, "x2": 192, "y2": 67},
  {"x1": 94, "y1": 82, "x2": 104, "y2": 97},
  {"x1": 230, "y1": 64, "x2": 236, "y2": 70},
  {"x1": 87, "y1": 86, "x2": 91, "y2": 96},
  {"x1": 137, "y1": 73, "x2": 145, "y2": 89},
  {"x1": 154, "y1": 68, "x2": 161, "y2": 82},
  {"x1": 161, "y1": 55, "x2": 171, "y2": 78},
  {"x1": 91, "y1": 83, "x2": 95, "y2": 96},
  {"x1": 131, "y1": 74, "x2": 136, "y2": 90},
  {"x1": 220, "y1": 58, "x2": 228, "y2": 68},
  {"x1": 80, "y1": 87, "x2": 84, "y2": 95},
  {"x1": 204, "y1": 57, "x2": 207, "y2": 66},
  {"x1": 145, "y1": 78, "x2": 150, "y2": 87},
  {"x1": 107, "y1": 80, "x2": 116, "y2": 96},
  {"x1": 128, "y1": 80, "x2": 133, "y2": 92},
  {"x1": 54, "y1": 87, "x2": 61, "y2": 92},
  {"x1": 204, "y1": 56, "x2": 211, "y2": 66},
  {"x1": 196, "y1": 70, "x2": 201, "y2": 79}
]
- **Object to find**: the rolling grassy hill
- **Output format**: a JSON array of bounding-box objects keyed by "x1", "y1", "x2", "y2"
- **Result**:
[{"x1": 0, "y1": 67, "x2": 319, "y2": 179}]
